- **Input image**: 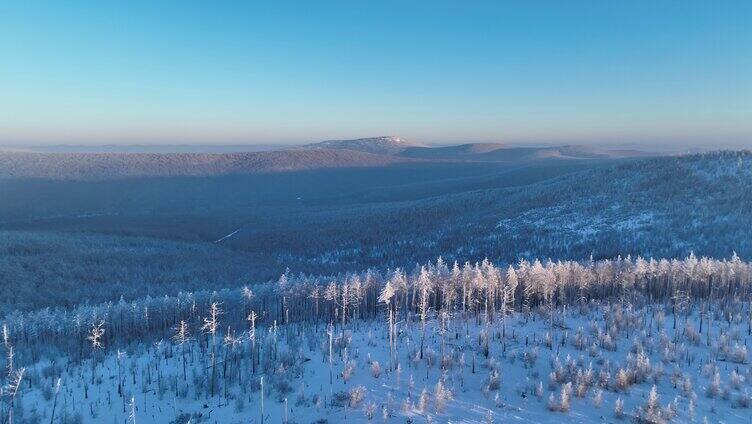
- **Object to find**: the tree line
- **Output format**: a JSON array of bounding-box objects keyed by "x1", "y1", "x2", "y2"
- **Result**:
[{"x1": 3, "y1": 252, "x2": 752, "y2": 366}]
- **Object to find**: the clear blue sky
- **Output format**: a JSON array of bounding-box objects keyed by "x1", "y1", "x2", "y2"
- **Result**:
[{"x1": 1, "y1": 1, "x2": 750, "y2": 146}]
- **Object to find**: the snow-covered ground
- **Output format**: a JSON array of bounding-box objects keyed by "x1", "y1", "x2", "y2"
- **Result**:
[{"x1": 10, "y1": 302, "x2": 752, "y2": 424}]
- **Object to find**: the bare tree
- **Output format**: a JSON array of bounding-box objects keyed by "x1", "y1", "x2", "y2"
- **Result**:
[{"x1": 201, "y1": 302, "x2": 222, "y2": 398}]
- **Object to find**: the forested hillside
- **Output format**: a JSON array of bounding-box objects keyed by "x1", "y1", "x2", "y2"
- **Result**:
[
  {"x1": 225, "y1": 151, "x2": 752, "y2": 270},
  {"x1": 2, "y1": 151, "x2": 752, "y2": 313},
  {"x1": 0, "y1": 149, "x2": 409, "y2": 180},
  {"x1": 0, "y1": 231, "x2": 257, "y2": 313}
]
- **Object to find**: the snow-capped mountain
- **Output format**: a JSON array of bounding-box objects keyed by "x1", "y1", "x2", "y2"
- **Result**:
[{"x1": 300, "y1": 136, "x2": 423, "y2": 155}]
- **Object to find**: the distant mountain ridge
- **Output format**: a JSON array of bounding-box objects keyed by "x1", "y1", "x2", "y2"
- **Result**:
[
  {"x1": 300, "y1": 136, "x2": 423, "y2": 155},
  {"x1": 0, "y1": 149, "x2": 410, "y2": 180},
  {"x1": 0, "y1": 144, "x2": 294, "y2": 154},
  {"x1": 301, "y1": 136, "x2": 657, "y2": 161},
  {"x1": 399, "y1": 143, "x2": 656, "y2": 161},
  {"x1": 0, "y1": 136, "x2": 660, "y2": 180}
]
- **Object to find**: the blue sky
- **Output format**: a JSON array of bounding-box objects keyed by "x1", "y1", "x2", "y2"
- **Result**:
[{"x1": 0, "y1": 1, "x2": 750, "y2": 146}]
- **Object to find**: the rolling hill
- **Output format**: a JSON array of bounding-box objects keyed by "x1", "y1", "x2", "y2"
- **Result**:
[
  {"x1": 0, "y1": 149, "x2": 410, "y2": 180},
  {"x1": 300, "y1": 137, "x2": 657, "y2": 162},
  {"x1": 1, "y1": 149, "x2": 751, "y2": 312},
  {"x1": 0, "y1": 138, "x2": 659, "y2": 181},
  {"x1": 399, "y1": 143, "x2": 655, "y2": 162},
  {"x1": 299, "y1": 135, "x2": 423, "y2": 155},
  {"x1": 273, "y1": 150, "x2": 752, "y2": 267}
]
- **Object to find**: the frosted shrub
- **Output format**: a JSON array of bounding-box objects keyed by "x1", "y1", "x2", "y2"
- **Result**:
[
  {"x1": 661, "y1": 345, "x2": 677, "y2": 364},
  {"x1": 349, "y1": 385, "x2": 367, "y2": 408},
  {"x1": 614, "y1": 368, "x2": 630, "y2": 391},
  {"x1": 592, "y1": 388, "x2": 603, "y2": 408},
  {"x1": 419, "y1": 388, "x2": 430, "y2": 412},
  {"x1": 411, "y1": 350, "x2": 421, "y2": 367},
  {"x1": 401, "y1": 398, "x2": 412, "y2": 413},
  {"x1": 575, "y1": 379, "x2": 588, "y2": 398},
  {"x1": 334, "y1": 331, "x2": 353, "y2": 351},
  {"x1": 547, "y1": 393, "x2": 557, "y2": 411},
  {"x1": 550, "y1": 354, "x2": 577, "y2": 383},
  {"x1": 583, "y1": 363, "x2": 595, "y2": 385},
  {"x1": 701, "y1": 362, "x2": 717, "y2": 378},
  {"x1": 484, "y1": 370, "x2": 501, "y2": 393},
  {"x1": 547, "y1": 382, "x2": 572, "y2": 412},
  {"x1": 535, "y1": 381, "x2": 544, "y2": 400},
  {"x1": 434, "y1": 381, "x2": 453, "y2": 412},
  {"x1": 731, "y1": 369, "x2": 745, "y2": 389},
  {"x1": 661, "y1": 397, "x2": 677, "y2": 421},
  {"x1": 370, "y1": 361, "x2": 381, "y2": 379},
  {"x1": 485, "y1": 357, "x2": 500, "y2": 372},
  {"x1": 573, "y1": 327, "x2": 587, "y2": 351},
  {"x1": 633, "y1": 352, "x2": 651, "y2": 383},
  {"x1": 598, "y1": 369, "x2": 611, "y2": 389},
  {"x1": 681, "y1": 376, "x2": 693, "y2": 396},
  {"x1": 363, "y1": 402, "x2": 377, "y2": 420},
  {"x1": 651, "y1": 363, "x2": 665, "y2": 385},
  {"x1": 589, "y1": 343, "x2": 600, "y2": 358},
  {"x1": 736, "y1": 390, "x2": 752, "y2": 408},
  {"x1": 548, "y1": 371, "x2": 559, "y2": 390},
  {"x1": 441, "y1": 353, "x2": 454, "y2": 370},
  {"x1": 342, "y1": 360, "x2": 356, "y2": 383},
  {"x1": 729, "y1": 343, "x2": 748, "y2": 364},
  {"x1": 600, "y1": 333, "x2": 616, "y2": 351},
  {"x1": 559, "y1": 382, "x2": 573, "y2": 412},
  {"x1": 640, "y1": 385, "x2": 661, "y2": 423},
  {"x1": 425, "y1": 348, "x2": 437, "y2": 368},
  {"x1": 331, "y1": 391, "x2": 351, "y2": 408},
  {"x1": 715, "y1": 332, "x2": 730, "y2": 351},
  {"x1": 706, "y1": 372, "x2": 721, "y2": 398},
  {"x1": 659, "y1": 331, "x2": 671, "y2": 350},
  {"x1": 685, "y1": 324, "x2": 701, "y2": 345},
  {"x1": 614, "y1": 397, "x2": 624, "y2": 419},
  {"x1": 629, "y1": 339, "x2": 644, "y2": 354}
]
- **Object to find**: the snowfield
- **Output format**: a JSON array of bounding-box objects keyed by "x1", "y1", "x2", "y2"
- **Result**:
[
  {"x1": 3, "y1": 254, "x2": 752, "y2": 423},
  {"x1": 13, "y1": 305, "x2": 752, "y2": 423}
]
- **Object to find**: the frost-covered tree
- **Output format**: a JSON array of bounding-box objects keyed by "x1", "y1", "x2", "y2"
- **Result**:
[
  {"x1": 201, "y1": 302, "x2": 222, "y2": 398},
  {"x1": 172, "y1": 320, "x2": 191, "y2": 380},
  {"x1": 378, "y1": 280, "x2": 396, "y2": 371},
  {"x1": 417, "y1": 266, "x2": 432, "y2": 359},
  {"x1": 614, "y1": 397, "x2": 624, "y2": 419},
  {"x1": 434, "y1": 380, "x2": 453, "y2": 412}
]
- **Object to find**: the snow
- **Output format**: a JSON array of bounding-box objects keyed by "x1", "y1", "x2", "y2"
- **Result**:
[
  {"x1": 214, "y1": 229, "x2": 241, "y2": 244},
  {"x1": 12, "y1": 304, "x2": 752, "y2": 423}
]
